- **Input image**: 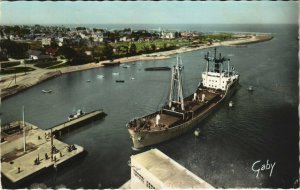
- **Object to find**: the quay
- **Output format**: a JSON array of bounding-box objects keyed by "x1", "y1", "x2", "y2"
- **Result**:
[
  {"x1": 47, "y1": 110, "x2": 107, "y2": 138},
  {"x1": 120, "y1": 149, "x2": 214, "y2": 189},
  {"x1": 102, "y1": 60, "x2": 121, "y2": 67},
  {"x1": 1, "y1": 121, "x2": 84, "y2": 184},
  {"x1": 1, "y1": 110, "x2": 106, "y2": 184}
]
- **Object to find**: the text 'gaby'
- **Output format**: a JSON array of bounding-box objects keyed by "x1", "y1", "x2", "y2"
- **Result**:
[{"x1": 252, "y1": 160, "x2": 276, "y2": 178}]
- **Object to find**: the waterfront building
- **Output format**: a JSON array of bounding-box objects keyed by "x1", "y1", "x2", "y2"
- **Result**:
[{"x1": 121, "y1": 149, "x2": 214, "y2": 189}]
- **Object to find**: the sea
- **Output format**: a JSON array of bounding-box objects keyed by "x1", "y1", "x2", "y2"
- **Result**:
[{"x1": 1, "y1": 24, "x2": 299, "y2": 188}]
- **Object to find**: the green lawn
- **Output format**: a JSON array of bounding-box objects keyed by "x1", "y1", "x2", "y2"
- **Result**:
[
  {"x1": 34, "y1": 61, "x2": 63, "y2": 69},
  {"x1": 1, "y1": 67, "x2": 35, "y2": 75},
  {"x1": 47, "y1": 62, "x2": 69, "y2": 69},
  {"x1": 0, "y1": 61, "x2": 21, "y2": 68}
]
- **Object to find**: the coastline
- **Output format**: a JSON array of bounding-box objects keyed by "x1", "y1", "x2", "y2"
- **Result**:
[{"x1": 0, "y1": 34, "x2": 272, "y2": 100}]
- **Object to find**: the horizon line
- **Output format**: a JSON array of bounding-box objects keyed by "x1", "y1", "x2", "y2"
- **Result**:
[{"x1": 1, "y1": 23, "x2": 297, "y2": 26}]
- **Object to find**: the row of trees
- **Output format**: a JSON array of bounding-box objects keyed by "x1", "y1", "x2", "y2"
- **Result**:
[{"x1": 0, "y1": 39, "x2": 29, "y2": 59}]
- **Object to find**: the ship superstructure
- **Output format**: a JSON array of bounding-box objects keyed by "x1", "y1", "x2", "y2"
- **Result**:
[{"x1": 202, "y1": 48, "x2": 239, "y2": 91}]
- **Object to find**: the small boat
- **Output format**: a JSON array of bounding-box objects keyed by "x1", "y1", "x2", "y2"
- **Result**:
[
  {"x1": 248, "y1": 86, "x2": 253, "y2": 91},
  {"x1": 97, "y1": 75, "x2": 104, "y2": 78},
  {"x1": 42, "y1": 90, "x2": 52, "y2": 93},
  {"x1": 144, "y1": 67, "x2": 171, "y2": 71},
  {"x1": 116, "y1": 80, "x2": 125, "y2": 83},
  {"x1": 194, "y1": 128, "x2": 201, "y2": 137},
  {"x1": 112, "y1": 72, "x2": 119, "y2": 76},
  {"x1": 229, "y1": 101, "x2": 233, "y2": 107},
  {"x1": 121, "y1": 64, "x2": 130, "y2": 68},
  {"x1": 68, "y1": 109, "x2": 85, "y2": 121},
  {"x1": 86, "y1": 80, "x2": 91, "y2": 82},
  {"x1": 131, "y1": 77, "x2": 135, "y2": 80}
]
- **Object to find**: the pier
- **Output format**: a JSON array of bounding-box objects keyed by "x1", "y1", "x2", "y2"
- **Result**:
[
  {"x1": 48, "y1": 110, "x2": 107, "y2": 137},
  {"x1": 1, "y1": 110, "x2": 106, "y2": 184},
  {"x1": 1, "y1": 121, "x2": 84, "y2": 184}
]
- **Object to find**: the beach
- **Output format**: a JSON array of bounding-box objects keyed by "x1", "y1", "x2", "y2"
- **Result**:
[{"x1": 0, "y1": 34, "x2": 272, "y2": 100}]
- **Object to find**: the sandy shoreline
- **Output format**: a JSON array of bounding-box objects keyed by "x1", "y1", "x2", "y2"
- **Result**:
[{"x1": 0, "y1": 34, "x2": 272, "y2": 100}]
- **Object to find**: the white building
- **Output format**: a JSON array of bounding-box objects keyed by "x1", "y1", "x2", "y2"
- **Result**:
[
  {"x1": 56, "y1": 37, "x2": 64, "y2": 47},
  {"x1": 121, "y1": 149, "x2": 214, "y2": 189},
  {"x1": 92, "y1": 33, "x2": 104, "y2": 42},
  {"x1": 42, "y1": 38, "x2": 51, "y2": 47},
  {"x1": 85, "y1": 51, "x2": 92, "y2": 56},
  {"x1": 161, "y1": 32, "x2": 175, "y2": 39},
  {"x1": 119, "y1": 36, "x2": 127, "y2": 42}
]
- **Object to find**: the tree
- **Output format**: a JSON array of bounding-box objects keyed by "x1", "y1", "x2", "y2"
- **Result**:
[
  {"x1": 150, "y1": 44, "x2": 156, "y2": 52},
  {"x1": 163, "y1": 43, "x2": 167, "y2": 50},
  {"x1": 0, "y1": 39, "x2": 29, "y2": 59},
  {"x1": 175, "y1": 32, "x2": 181, "y2": 38},
  {"x1": 58, "y1": 46, "x2": 77, "y2": 60},
  {"x1": 103, "y1": 42, "x2": 114, "y2": 60},
  {"x1": 128, "y1": 43, "x2": 137, "y2": 55},
  {"x1": 76, "y1": 27, "x2": 86, "y2": 31},
  {"x1": 142, "y1": 45, "x2": 150, "y2": 53},
  {"x1": 70, "y1": 53, "x2": 93, "y2": 66},
  {"x1": 50, "y1": 40, "x2": 59, "y2": 48}
]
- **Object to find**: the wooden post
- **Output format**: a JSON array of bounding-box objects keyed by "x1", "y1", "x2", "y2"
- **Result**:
[
  {"x1": 51, "y1": 128, "x2": 53, "y2": 161},
  {"x1": 23, "y1": 106, "x2": 26, "y2": 152}
]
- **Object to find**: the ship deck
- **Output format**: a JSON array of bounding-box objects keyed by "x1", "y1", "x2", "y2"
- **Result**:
[
  {"x1": 147, "y1": 114, "x2": 180, "y2": 131},
  {"x1": 128, "y1": 89, "x2": 223, "y2": 132}
]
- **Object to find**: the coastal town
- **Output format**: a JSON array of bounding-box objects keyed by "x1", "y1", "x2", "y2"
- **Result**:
[
  {"x1": 0, "y1": 24, "x2": 232, "y2": 64},
  {"x1": 0, "y1": 25, "x2": 272, "y2": 100}
]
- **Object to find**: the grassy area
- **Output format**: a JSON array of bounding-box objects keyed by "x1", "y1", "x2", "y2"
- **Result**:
[
  {"x1": 0, "y1": 61, "x2": 21, "y2": 68},
  {"x1": 47, "y1": 62, "x2": 69, "y2": 69},
  {"x1": 34, "y1": 61, "x2": 63, "y2": 69},
  {"x1": 24, "y1": 58, "x2": 57, "y2": 64},
  {"x1": 1, "y1": 67, "x2": 35, "y2": 75},
  {"x1": 111, "y1": 39, "x2": 190, "y2": 54}
]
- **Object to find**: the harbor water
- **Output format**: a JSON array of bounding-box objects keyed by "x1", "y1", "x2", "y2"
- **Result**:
[{"x1": 1, "y1": 24, "x2": 298, "y2": 188}]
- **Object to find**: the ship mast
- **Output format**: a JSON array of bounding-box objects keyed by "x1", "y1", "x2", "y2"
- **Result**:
[
  {"x1": 168, "y1": 56, "x2": 185, "y2": 111},
  {"x1": 204, "y1": 52, "x2": 210, "y2": 81}
]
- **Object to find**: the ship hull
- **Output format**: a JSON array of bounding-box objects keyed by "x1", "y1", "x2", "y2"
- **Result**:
[{"x1": 128, "y1": 80, "x2": 239, "y2": 149}]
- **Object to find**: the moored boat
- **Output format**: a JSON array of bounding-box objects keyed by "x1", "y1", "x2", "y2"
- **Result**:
[
  {"x1": 42, "y1": 89, "x2": 52, "y2": 93},
  {"x1": 127, "y1": 48, "x2": 239, "y2": 149},
  {"x1": 68, "y1": 109, "x2": 85, "y2": 121},
  {"x1": 121, "y1": 64, "x2": 130, "y2": 68},
  {"x1": 144, "y1": 67, "x2": 171, "y2": 71}
]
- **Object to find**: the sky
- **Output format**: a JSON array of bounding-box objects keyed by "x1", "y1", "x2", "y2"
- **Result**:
[{"x1": 0, "y1": 1, "x2": 298, "y2": 25}]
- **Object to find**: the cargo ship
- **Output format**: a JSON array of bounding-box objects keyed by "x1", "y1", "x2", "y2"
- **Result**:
[{"x1": 127, "y1": 48, "x2": 239, "y2": 149}]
